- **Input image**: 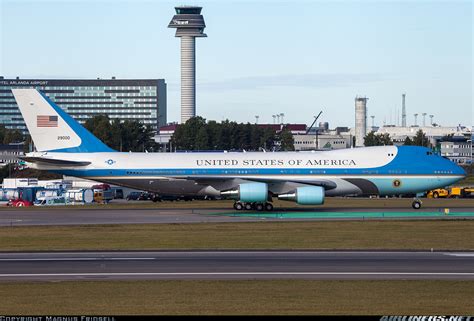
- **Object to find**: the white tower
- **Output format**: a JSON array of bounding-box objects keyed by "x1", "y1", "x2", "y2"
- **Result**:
[
  {"x1": 401, "y1": 93, "x2": 407, "y2": 127},
  {"x1": 355, "y1": 97, "x2": 368, "y2": 147},
  {"x1": 169, "y1": 6, "x2": 206, "y2": 123}
]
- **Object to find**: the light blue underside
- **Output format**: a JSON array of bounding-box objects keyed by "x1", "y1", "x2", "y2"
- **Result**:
[{"x1": 368, "y1": 177, "x2": 462, "y2": 195}]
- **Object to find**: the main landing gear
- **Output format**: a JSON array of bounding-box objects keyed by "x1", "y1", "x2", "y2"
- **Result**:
[
  {"x1": 233, "y1": 202, "x2": 273, "y2": 211},
  {"x1": 412, "y1": 198, "x2": 422, "y2": 210}
]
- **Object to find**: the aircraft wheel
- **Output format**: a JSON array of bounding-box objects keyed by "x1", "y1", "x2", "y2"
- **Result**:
[
  {"x1": 412, "y1": 200, "x2": 422, "y2": 210},
  {"x1": 255, "y1": 203, "x2": 264, "y2": 211},
  {"x1": 234, "y1": 202, "x2": 244, "y2": 210},
  {"x1": 244, "y1": 203, "x2": 253, "y2": 211},
  {"x1": 264, "y1": 202, "x2": 273, "y2": 211}
]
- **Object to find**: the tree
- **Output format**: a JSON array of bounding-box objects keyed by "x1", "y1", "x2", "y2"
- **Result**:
[
  {"x1": 0, "y1": 124, "x2": 7, "y2": 144},
  {"x1": 378, "y1": 133, "x2": 393, "y2": 146},
  {"x1": 279, "y1": 129, "x2": 295, "y2": 151},
  {"x1": 403, "y1": 136, "x2": 413, "y2": 146},
  {"x1": 3, "y1": 129, "x2": 23, "y2": 144},
  {"x1": 171, "y1": 116, "x2": 207, "y2": 150},
  {"x1": 413, "y1": 129, "x2": 430, "y2": 147},
  {"x1": 23, "y1": 135, "x2": 33, "y2": 153},
  {"x1": 84, "y1": 114, "x2": 113, "y2": 147},
  {"x1": 195, "y1": 126, "x2": 209, "y2": 150},
  {"x1": 170, "y1": 118, "x2": 281, "y2": 151},
  {"x1": 364, "y1": 131, "x2": 393, "y2": 146},
  {"x1": 364, "y1": 131, "x2": 378, "y2": 146},
  {"x1": 84, "y1": 115, "x2": 155, "y2": 152},
  {"x1": 260, "y1": 127, "x2": 276, "y2": 151},
  {"x1": 207, "y1": 120, "x2": 222, "y2": 150}
]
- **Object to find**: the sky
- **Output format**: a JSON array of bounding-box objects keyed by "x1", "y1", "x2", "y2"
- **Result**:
[{"x1": 0, "y1": 0, "x2": 472, "y2": 128}]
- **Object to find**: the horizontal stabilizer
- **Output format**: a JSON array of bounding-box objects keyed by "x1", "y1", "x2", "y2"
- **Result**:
[{"x1": 20, "y1": 156, "x2": 91, "y2": 167}]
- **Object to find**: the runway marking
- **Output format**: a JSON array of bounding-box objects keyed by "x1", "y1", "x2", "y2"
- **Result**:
[
  {"x1": 445, "y1": 253, "x2": 474, "y2": 257},
  {"x1": 0, "y1": 258, "x2": 156, "y2": 261},
  {"x1": 0, "y1": 272, "x2": 473, "y2": 278}
]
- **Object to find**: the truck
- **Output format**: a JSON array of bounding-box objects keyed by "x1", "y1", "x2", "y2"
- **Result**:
[
  {"x1": 93, "y1": 189, "x2": 113, "y2": 203},
  {"x1": 426, "y1": 188, "x2": 449, "y2": 198},
  {"x1": 34, "y1": 196, "x2": 67, "y2": 206},
  {"x1": 427, "y1": 187, "x2": 474, "y2": 198},
  {"x1": 447, "y1": 187, "x2": 474, "y2": 198},
  {"x1": 65, "y1": 189, "x2": 94, "y2": 204}
]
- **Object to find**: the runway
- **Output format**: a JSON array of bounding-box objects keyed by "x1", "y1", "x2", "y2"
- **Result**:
[
  {"x1": 0, "y1": 206, "x2": 473, "y2": 226},
  {"x1": 0, "y1": 251, "x2": 473, "y2": 281}
]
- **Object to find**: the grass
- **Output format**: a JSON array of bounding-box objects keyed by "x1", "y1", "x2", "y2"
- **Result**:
[
  {"x1": 1, "y1": 220, "x2": 474, "y2": 251},
  {"x1": 0, "y1": 280, "x2": 472, "y2": 315}
]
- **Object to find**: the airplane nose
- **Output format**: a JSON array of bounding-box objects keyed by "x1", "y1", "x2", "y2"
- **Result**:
[{"x1": 453, "y1": 162, "x2": 467, "y2": 177}]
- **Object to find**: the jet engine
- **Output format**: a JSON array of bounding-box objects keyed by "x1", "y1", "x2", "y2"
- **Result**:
[
  {"x1": 278, "y1": 186, "x2": 325, "y2": 205},
  {"x1": 221, "y1": 182, "x2": 268, "y2": 203}
]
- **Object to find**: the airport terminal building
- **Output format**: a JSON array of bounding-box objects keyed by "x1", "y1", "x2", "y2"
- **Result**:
[{"x1": 0, "y1": 78, "x2": 167, "y2": 133}]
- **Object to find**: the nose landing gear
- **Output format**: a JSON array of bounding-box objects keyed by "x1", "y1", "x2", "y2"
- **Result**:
[
  {"x1": 233, "y1": 202, "x2": 274, "y2": 211},
  {"x1": 412, "y1": 198, "x2": 422, "y2": 209}
]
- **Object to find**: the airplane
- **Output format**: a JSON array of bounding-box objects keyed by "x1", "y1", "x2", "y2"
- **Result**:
[{"x1": 12, "y1": 88, "x2": 466, "y2": 211}]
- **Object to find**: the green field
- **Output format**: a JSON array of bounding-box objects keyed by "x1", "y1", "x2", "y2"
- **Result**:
[
  {"x1": 1, "y1": 220, "x2": 473, "y2": 251},
  {"x1": 0, "y1": 280, "x2": 472, "y2": 315}
]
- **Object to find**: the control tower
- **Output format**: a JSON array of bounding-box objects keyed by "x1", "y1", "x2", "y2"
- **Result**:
[
  {"x1": 168, "y1": 6, "x2": 207, "y2": 123},
  {"x1": 355, "y1": 97, "x2": 368, "y2": 147}
]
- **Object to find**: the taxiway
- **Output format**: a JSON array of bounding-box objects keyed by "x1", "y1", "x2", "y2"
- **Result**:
[{"x1": 0, "y1": 206, "x2": 473, "y2": 226}]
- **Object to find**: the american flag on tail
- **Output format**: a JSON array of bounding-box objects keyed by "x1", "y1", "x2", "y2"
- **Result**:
[{"x1": 37, "y1": 115, "x2": 58, "y2": 127}]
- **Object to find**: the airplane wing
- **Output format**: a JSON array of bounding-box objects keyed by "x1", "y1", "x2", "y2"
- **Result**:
[{"x1": 188, "y1": 176, "x2": 337, "y2": 194}]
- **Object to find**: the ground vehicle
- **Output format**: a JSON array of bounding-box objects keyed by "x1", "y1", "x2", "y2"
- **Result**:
[
  {"x1": 126, "y1": 192, "x2": 141, "y2": 201},
  {"x1": 93, "y1": 189, "x2": 113, "y2": 203},
  {"x1": 34, "y1": 196, "x2": 66, "y2": 206},
  {"x1": 447, "y1": 187, "x2": 474, "y2": 198},
  {"x1": 8, "y1": 199, "x2": 33, "y2": 207},
  {"x1": 427, "y1": 187, "x2": 474, "y2": 198},
  {"x1": 138, "y1": 192, "x2": 153, "y2": 200},
  {"x1": 112, "y1": 188, "x2": 124, "y2": 199},
  {"x1": 427, "y1": 188, "x2": 449, "y2": 198},
  {"x1": 64, "y1": 189, "x2": 94, "y2": 204},
  {"x1": 92, "y1": 183, "x2": 111, "y2": 190}
]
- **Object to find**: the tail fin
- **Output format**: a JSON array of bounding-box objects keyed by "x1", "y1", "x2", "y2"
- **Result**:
[{"x1": 12, "y1": 89, "x2": 115, "y2": 153}]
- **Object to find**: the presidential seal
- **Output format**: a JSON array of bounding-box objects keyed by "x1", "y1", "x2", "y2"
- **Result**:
[{"x1": 392, "y1": 179, "x2": 402, "y2": 188}]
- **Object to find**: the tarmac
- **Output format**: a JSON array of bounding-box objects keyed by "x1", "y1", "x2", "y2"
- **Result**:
[
  {"x1": 0, "y1": 250, "x2": 472, "y2": 281},
  {"x1": 0, "y1": 206, "x2": 473, "y2": 226}
]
